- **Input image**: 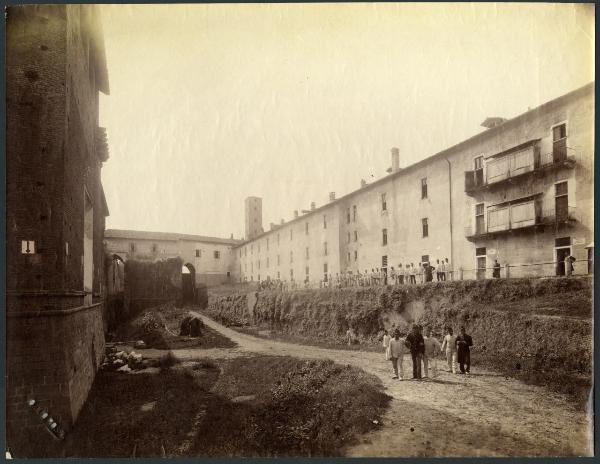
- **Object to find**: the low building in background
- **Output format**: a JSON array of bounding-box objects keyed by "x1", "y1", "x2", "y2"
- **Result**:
[{"x1": 104, "y1": 228, "x2": 241, "y2": 287}]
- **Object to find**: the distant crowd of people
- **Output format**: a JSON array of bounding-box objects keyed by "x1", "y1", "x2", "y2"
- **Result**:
[
  {"x1": 245, "y1": 253, "x2": 580, "y2": 292},
  {"x1": 322, "y1": 258, "x2": 453, "y2": 288},
  {"x1": 381, "y1": 324, "x2": 473, "y2": 379}
]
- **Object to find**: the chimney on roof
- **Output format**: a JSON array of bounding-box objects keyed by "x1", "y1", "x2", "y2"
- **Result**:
[
  {"x1": 294, "y1": 210, "x2": 299, "y2": 218},
  {"x1": 329, "y1": 192, "x2": 336, "y2": 201},
  {"x1": 360, "y1": 179, "x2": 367, "y2": 188},
  {"x1": 481, "y1": 117, "x2": 507, "y2": 129},
  {"x1": 391, "y1": 147, "x2": 400, "y2": 172},
  {"x1": 310, "y1": 202, "x2": 316, "y2": 211}
]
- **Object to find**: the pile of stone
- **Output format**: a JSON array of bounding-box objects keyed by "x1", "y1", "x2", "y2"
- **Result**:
[{"x1": 102, "y1": 345, "x2": 145, "y2": 373}]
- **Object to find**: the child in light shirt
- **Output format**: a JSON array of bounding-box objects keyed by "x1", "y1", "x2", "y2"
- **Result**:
[{"x1": 389, "y1": 330, "x2": 406, "y2": 380}]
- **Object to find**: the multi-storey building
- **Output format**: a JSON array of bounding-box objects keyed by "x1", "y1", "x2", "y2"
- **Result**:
[
  {"x1": 234, "y1": 82, "x2": 594, "y2": 283},
  {"x1": 6, "y1": 4, "x2": 110, "y2": 455}
]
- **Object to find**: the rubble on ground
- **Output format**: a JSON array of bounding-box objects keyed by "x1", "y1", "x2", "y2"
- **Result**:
[{"x1": 101, "y1": 344, "x2": 148, "y2": 373}]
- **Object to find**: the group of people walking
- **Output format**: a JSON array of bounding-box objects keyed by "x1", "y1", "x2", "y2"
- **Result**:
[{"x1": 382, "y1": 324, "x2": 473, "y2": 380}]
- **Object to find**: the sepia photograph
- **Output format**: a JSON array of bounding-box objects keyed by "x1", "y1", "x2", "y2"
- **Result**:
[{"x1": 5, "y1": 1, "x2": 595, "y2": 459}]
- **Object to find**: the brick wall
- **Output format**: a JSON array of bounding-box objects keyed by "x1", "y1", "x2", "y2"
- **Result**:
[
  {"x1": 6, "y1": 305, "x2": 105, "y2": 457},
  {"x1": 6, "y1": 5, "x2": 110, "y2": 456},
  {"x1": 6, "y1": 6, "x2": 68, "y2": 293}
]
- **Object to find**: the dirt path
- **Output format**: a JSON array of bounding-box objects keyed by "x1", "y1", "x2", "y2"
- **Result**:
[{"x1": 166, "y1": 313, "x2": 592, "y2": 457}]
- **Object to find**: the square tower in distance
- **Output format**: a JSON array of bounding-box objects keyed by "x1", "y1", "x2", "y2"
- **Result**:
[{"x1": 245, "y1": 196, "x2": 263, "y2": 240}]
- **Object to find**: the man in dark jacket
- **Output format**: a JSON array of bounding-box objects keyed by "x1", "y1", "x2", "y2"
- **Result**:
[
  {"x1": 492, "y1": 260, "x2": 501, "y2": 278},
  {"x1": 456, "y1": 326, "x2": 474, "y2": 374},
  {"x1": 424, "y1": 263, "x2": 434, "y2": 283},
  {"x1": 405, "y1": 324, "x2": 425, "y2": 379}
]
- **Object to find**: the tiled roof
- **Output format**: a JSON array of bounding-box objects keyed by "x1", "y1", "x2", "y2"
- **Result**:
[{"x1": 104, "y1": 229, "x2": 242, "y2": 245}]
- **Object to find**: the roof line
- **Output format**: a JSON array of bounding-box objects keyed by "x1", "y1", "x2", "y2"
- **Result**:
[{"x1": 104, "y1": 229, "x2": 242, "y2": 244}]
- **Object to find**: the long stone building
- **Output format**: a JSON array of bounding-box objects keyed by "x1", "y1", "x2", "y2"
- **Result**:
[
  {"x1": 235, "y1": 83, "x2": 594, "y2": 283},
  {"x1": 6, "y1": 5, "x2": 110, "y2": 455}
]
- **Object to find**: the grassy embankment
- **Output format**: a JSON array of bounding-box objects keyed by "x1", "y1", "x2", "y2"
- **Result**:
[{"x1": 206, "y1": 277, "x2": 593, "y2": 406}]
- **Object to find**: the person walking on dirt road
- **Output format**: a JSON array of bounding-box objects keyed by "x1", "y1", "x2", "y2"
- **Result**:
[
  {"x1": 389, "y1": 330, "x2": 406, "y2": 380},
  {"x1": 441, "y1": 327, "x2": 458, "y2": 374},
  {"x1": 456, "y1": 326, "x2": 473, "y2": 374},
  {"x1": 423, "y1": 328, "x2": 442, "y2": 378},
  {"x1": 382, "y1": 329, "x2": 391, "y2": 361},
  {"x1": 405, "y1": 324, "x2": 425, "y2": 379}
]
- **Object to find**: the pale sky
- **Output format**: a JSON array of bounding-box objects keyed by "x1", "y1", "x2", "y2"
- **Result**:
[{"x1": 99, "y1": 2, "x2": 594, "y2": 239}]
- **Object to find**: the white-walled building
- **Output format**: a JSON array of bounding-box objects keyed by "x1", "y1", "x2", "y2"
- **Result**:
[{"x1": 234, "y1": 82, "x2": 594, "y2": 283}]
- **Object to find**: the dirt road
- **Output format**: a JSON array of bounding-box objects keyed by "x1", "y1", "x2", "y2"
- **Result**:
[{"x1": 168, "y1": 313, "x2": 592, "y2": 457}]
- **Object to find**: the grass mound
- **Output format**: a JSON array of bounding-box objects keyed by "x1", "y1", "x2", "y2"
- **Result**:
[{"x1": 191, "y1": 356, "x2": 391, "y2": 457}]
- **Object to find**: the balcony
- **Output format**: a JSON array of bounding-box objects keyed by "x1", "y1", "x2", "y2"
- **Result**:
[
  {"x1": 464, "y1": 140, "x2": 576, "y2": 196},
  {"x1": 464, "y1": 200, "x2": 579, "y2": 241}
]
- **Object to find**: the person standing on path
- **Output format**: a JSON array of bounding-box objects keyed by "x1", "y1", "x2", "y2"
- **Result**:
[
  {"x1": 456, "y1": 326, "x2": 473, "y2": 374},
  {"x1": 346, "y1": 326, "x2": 356, "y2": 345},
  {"x1": 382, "y1": 329, "x2": 391, "y2": 363},
  {"x1": 441, "y1": 327, "x2": 458, "y2": 374},
  {"x1": 405, "y1": 324, "x2": 425, "y2": 379},
  {"x1": 423, "y1": 328, "x2": 442, "y2": 378},
  {"x1": 389, "y1": 330, "x2": 406, "y2": 380}
]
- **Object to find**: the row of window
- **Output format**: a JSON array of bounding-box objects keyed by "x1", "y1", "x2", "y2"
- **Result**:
[
  {"x1": 240, "y1": 183, "x2": 433, "y2": 257},
  {"x1": 241, "y1": 222, "x2": 431, "y2": 269},
  {"x1": 128, "y1": 243, "x2": 221, "y2": 259},
  {"x1": 378, "y1": 179, "x2": 429, "y2": 214},
  {"x1": 244, "y1": 265, "x2": 319, "y2": 282},
  {"x1": 241, "y1": 219, "x2": 431, "y2": 263}
]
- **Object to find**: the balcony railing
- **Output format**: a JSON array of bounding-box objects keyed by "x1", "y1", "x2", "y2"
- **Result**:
[
  {"x1": 540, "y1": 206, "x2": 580, "y2": 225},
  {"x1": 465, "y1": 143, "x2": 577, "y2": 195},
  {"x1": 465, "y1": 204, "x2": 580, "y2": 240}
]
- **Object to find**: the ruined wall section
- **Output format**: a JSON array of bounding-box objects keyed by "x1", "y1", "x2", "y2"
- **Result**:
[{"x1": 124, "y1": 258, "x2": 183, "y2": 319}]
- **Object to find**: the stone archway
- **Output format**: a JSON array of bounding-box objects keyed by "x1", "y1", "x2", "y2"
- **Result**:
[{"x1": 182, "y1": 263, "x2": 196, "y2": 303}]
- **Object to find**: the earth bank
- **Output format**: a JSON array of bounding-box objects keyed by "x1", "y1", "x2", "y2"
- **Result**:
[{"x1": 206, "y1": 277, "x2": 592, "y2": 403}]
